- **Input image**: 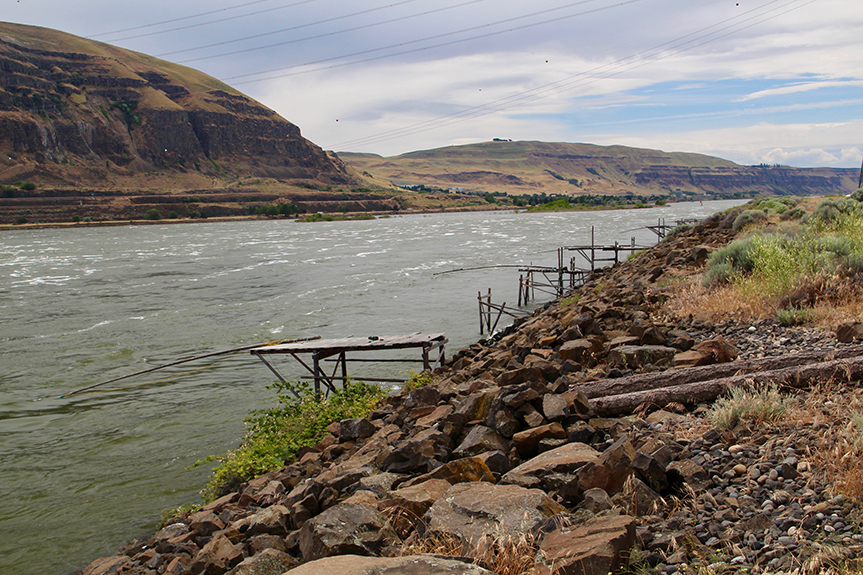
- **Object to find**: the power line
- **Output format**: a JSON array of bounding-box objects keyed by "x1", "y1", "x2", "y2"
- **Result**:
[
  {"x1": 165, "y1": 0, "x2": 487, "y2": 61},
  {"x1": 89, "y1": 0, "x2": 299, "y2": 39},
  {"x1": 101, "y1": 0, "x2": 325, "y2": 43},
  {"x1": 225, "y1": 0, "x2": 632, "y2": 81},
  {"x1": 327, "y1": 0, "x2": 817, "y2": 150}
]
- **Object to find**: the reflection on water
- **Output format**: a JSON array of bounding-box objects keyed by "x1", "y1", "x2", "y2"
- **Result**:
[{"x1": 0, "y1": 201, "x2": 744, "y2": 575}]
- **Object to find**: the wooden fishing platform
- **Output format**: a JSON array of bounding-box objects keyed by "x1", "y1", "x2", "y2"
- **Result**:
[{"x1": 249, "y1": 333, "x2": 447, "y2": 396}]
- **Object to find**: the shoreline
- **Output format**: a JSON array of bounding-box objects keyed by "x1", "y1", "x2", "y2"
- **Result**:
[{"x1": 78, "y1": 199, "x2": 863, "y2": 575}]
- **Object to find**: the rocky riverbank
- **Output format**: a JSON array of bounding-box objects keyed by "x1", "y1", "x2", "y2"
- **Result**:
[{"x1": 81, "y1": 208, "x2": 863, "y2": 575}]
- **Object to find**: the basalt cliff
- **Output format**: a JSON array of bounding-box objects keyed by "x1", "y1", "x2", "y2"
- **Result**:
[{"x1": 0, "y1": 22, "x2": 351, "y2": 189}]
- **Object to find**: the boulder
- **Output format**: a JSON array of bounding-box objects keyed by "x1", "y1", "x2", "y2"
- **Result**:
[
  {"x1": 283, "y1": 554, "x2": 497, "y2": 575},
  {"x1": 81, "y1": 556, "x2": 131, "y2": 575},
  {"x1": 399, "y1": 456, "x2": 496, "y2": 489},
  {"x1": 339, "y1": 418, "x2": 377, "y2": 442},
  {"x1": 533, "y1": 515, "x2": 637, "y2": 575},
  {"x1": 453, "y1": 425, "x2": 510, "y2": 458},
  {"x1": 511, "y1": 422, "x2": 567, "y2": 457},
  {"x1": 378, "y1": 478, "x2": 452, "y2": 537},
  {"x1": 190, "y1": 533, "x2": 244, "y2": 575},
  {"x1": 608, "y1": 345, "x2": 678, "y2": 369},
  {"x1": 612, "y1": 476, "x2": 663, "y2": 517},
  {"x1": 298, "y1": 503, "x2": 398, "y2": 561},
  {"x1": 559, "y1": 339, "x2": 593, "y2": 363},
  {"x1": 541, "y1": 394, "x2": 570, "y2": 421},
  {"x1": 227, "y1": 548, "x2": 297, "y2": 575},
  {"x1": 837, "y1": 321, "x2": 863, "y2": 343},
  {"x1": 422, "y1": 482, "x2": 566, "y2": 547},
  {"x1": 501, "y1": 442, "x2": 601, "y2": 491}
]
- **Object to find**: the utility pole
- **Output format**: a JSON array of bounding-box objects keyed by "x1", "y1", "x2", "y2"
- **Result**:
[{"x1": 858, "y1": 156, "x2": 863, "y2": 190}]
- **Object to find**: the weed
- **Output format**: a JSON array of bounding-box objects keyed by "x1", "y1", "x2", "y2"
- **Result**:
[
  {"x1": 198, "y1": 379, "x2": 386, "y2": 501},
  {"x1": 404, "y1": 370, "x2": 433, "y2": 391},
  {"x1": 559, "y1": 293, "x2": 581, "y2": 307},
  {"x1": 708, "y1": 384, "x2": 790, "y2": 430},
  {"x1": 776, "y1": 306, "x2": 814, "y2": 326}
]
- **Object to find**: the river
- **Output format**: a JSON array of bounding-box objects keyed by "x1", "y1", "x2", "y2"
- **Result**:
[{"x1": 0, "y1": 200, "x2": 743, "y2": 575}]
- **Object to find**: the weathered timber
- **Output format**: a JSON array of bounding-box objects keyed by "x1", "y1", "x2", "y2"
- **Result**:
[
  {"x1": 591, "y1": 353, "x2": 863, "y2": 417},
  {"x1": 574, "y1": 344, "x2": 863, "y2": 400}
]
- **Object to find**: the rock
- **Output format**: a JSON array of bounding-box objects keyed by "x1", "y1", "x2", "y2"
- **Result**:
[
  {"x1": 81, "y1": 555, "x2": 131, "y2": 575},
  {"x1": 559, "y1": 339, "x2": 593, "y2": 363},
  {"x1": 381, "y1": 428, "x2": 452, "y2": 473},
  {"x1": 227, "y1": 548, "x2": 298, "y2": 575},
  {"x1": 502, "y1": 442, "x2": 601, "y2": 491},
  {"x1": 512, "y1": 422, "x2": 567, "y2": 457},
  {"x1": 836, "y1": 322, "x2": 863, "y2": 343},
  {"x1": 422, "y1": 482, "x2": 566, "y2": 547},
  {"x1": 608, "y1": 345, "x2": 678, "y2": 369},
  {"x1": 599, "y1": 437, "x2": 637, "y2": 495},
  {"x1": 298, "y1": 503, "x2": 399, "y2": 561},
  {"x1": 244, "y1": 504, "x2": 291, "y2": 536},
  {"x1": 533, "y1": 515, "x2": 637, "y2": 575},
  {"x1": 612, "y1": 476, "x2": 663, "y2": 516},
  {"x1": 453, "y1": 425, "x2": 510, "y2": 458},
  {"x1": 339, "y1": 418, "x2": 377, "y2": 442},
  {"x1": 454, "y1": 388, "x2": 501, "y2": 421},
  {"x1": 283, "y1": 554, "x2": 497, "y2": 575},
  {"x1": 188, "y1": 510, "x2": 225, "y2": 536},
  {"x1": 581, "y1": 487, "x2": 613, "y2": 514},
  {"x1": 378, "y1": 478, "x2": 452, "y2": 537},
  {"x1": 496, "y1": 367, "x2": 543, "y2": 387},
  {"x1": 691, "y1": 336, "x2": 738, "y2": 364},
  {"x1": 190, "y1": 533, "x2": 244, "y2": 575},
  {"x1": 399, "y1": 456, "x2": 495, "y2": 488},
  {"x1": 476, "y1": 449, "x2": 511, "y2": 476},
  {"x1": 542, "y1": 394, "x2": 570, "y2": 421}
]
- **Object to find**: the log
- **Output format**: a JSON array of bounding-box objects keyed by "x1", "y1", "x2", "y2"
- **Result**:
[
  {"x1": 591, "y1": 354, "x2": 863, "y2": 417},
  {"x1": 573, "y1": 344, "x2": 863, "y2": 400}
]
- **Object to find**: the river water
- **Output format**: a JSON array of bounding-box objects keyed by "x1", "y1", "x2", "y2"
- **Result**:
[{"x1": 0, "y1": 201, "x2": 743, "y2": 575}]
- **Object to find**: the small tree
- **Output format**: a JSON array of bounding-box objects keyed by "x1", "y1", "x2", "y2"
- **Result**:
[{"x1": 144, "y1": 208, "x2": 162, "y2": 220}]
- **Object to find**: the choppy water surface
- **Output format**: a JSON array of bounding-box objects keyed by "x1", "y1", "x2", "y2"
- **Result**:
[{"x1": 0, "y1": 201, "x2": 743, "y2": 575}]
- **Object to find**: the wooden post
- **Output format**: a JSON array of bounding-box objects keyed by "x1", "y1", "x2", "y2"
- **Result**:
[
  {"x1": 478, "y1": 291, "x2": 484, "y2": 333},
  {"x1": 858, "y1": 156, "x2": 863, "y2": 189},
  {"x1": 591, "y1": 226, "x2": 596, "y2": 271},
  {"x1": 518, "y1": 275, "x2": 523, "y2": 306},
  {"x1": 491, "y1": 302, "x2": 506, "y2": 334},
  {"x1": 486, "y1": 288, "x2": 492, "y2": 331},
  {"x1": 312, "y1": 352, "x2": 322, "y2": 398},
  {"x1": 339, "y1": 351, "x2": 348, "y2": 388}
]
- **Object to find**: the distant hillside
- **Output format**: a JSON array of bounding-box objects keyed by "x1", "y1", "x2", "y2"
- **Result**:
[
  {"x1": 339, "y1": 141, "x2": 858, "y2": 197},
  {"x1": 0, "y1": 21, "x2": 352, "y2": 189}
]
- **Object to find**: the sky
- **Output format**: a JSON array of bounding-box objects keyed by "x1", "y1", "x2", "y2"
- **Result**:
[{"x1": 6, "y1": 0, "x2": 863, "y2": 167}]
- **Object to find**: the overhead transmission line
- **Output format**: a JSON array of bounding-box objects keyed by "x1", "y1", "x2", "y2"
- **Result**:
[
  {"x1": 327, "y1": 0, "x2": 817, "y2": 150},
  {"x1": 89, "y1": 0, "x2": 318, "y2": 40},
  {"x1": 225, "y1": 0, "x2": 635, "y2": 82},
  {"x1": 165, "y1": 0, "x2": 488, "y2": 61}
]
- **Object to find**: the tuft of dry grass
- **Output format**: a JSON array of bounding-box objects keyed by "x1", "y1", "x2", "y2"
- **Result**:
[
  {"x1": 401, "y1": 525, "x2": 544, "y2": 575},
  {"x1": 707, "y1": 383, "x2": 791, "y2": 430},
  {"x1": 793, "y1": 381, "x2": 863, "y2": 503}
]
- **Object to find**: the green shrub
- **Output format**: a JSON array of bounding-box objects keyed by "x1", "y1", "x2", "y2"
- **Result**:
[
  {"x1": 15, "y1": 216, "x2": 27, "y2": 224},
  {"x1": 776, "y1": 307, "x2": 814, "y2": 326},
  {"x1": 732, "y1": 209, "x2": 767, "y2": 231},
  {"x1": 143, "y1": 208, "x2": 162, "y2": 220},
  {"x1": 72, "y1": 215, "x2": 81, "y2": 223},
  {"x1": 19, "y1": 181, "x2": 36, "y2": 191},
  {"x1": 780, "y1": 207, "x2": 806, "y2": 221},
  {"x1": 199, "y1": 380, "x2": 386, "y2": 501},
  {"x1": 168, "y1": 211, "x2": 179, "y2": 219}
]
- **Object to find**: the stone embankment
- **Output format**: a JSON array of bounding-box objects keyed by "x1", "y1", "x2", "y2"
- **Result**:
[{"x1": 82, "y1": 212, "x2": 863, "y2": 575}]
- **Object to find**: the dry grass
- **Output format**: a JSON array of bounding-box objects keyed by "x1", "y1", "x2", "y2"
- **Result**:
[
  {"x1": 401, "y1": 526, "x2": 544, "y2": 575},
  {"x1": 793, "y1": 381, "x2": 863, "y2": 503},
  {"x1": 708, "y1": 383, "x2": 792, "y2": 430}
]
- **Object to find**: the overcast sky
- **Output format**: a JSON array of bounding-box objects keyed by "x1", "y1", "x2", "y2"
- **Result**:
[{"x1": 6, "y1": 0, "x2": 863, "y2": 167}]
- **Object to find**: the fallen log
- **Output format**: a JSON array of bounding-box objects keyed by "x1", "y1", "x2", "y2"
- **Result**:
[
  {"x1": 573, "y1": 344, "x2": 863, "y2": 400},
  {"x1": 591, "y1": 353, "x2": 863, "y2": 417}
]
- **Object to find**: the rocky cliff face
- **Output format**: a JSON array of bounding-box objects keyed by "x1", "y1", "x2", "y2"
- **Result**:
[{"x1": 0, "y1": 22, "x2": 351, "y2": 187}]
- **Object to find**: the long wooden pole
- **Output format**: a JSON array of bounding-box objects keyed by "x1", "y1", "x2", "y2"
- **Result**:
[{"x1": 62, "y1": 335, "x2": 321, "y2": 397}]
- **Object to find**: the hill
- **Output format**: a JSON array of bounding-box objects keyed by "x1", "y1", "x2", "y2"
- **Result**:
[
  {"x1": 339, "y1": 141, "x2": 858, "y2": 198},
  {"x1": 0, "y1": 21, "x2": 352, "y2": 190}
]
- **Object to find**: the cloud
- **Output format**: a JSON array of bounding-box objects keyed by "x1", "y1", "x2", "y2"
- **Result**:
[{"x1": 740, "y1": 80, "x2": 863, "y2": 102}]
